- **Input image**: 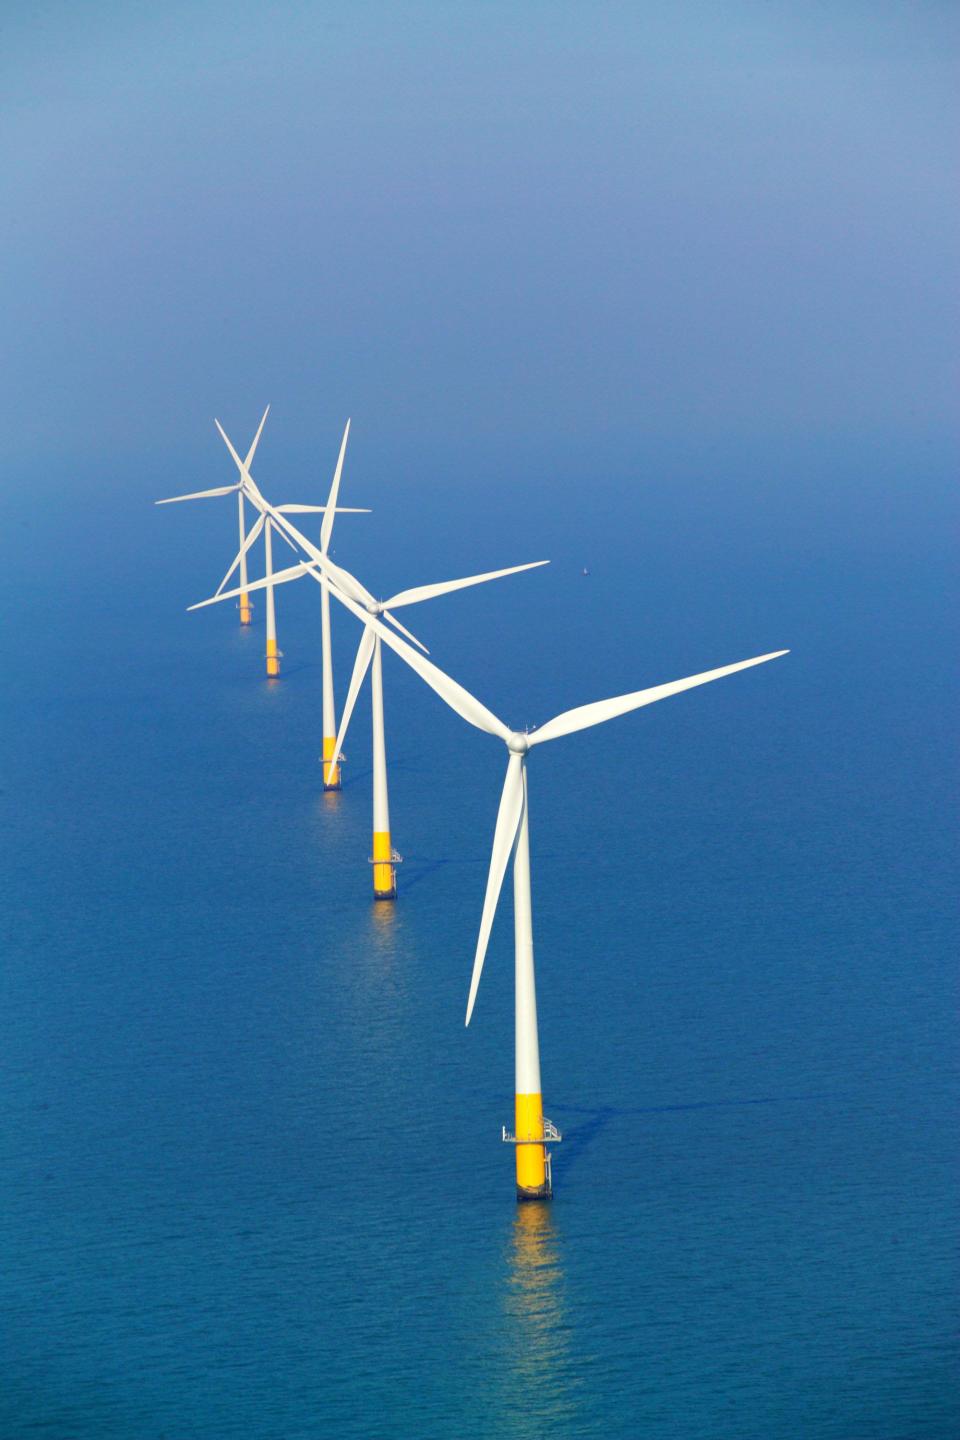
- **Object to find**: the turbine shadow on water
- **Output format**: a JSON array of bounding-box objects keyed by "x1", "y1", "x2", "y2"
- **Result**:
[
  {"x1": 335, "y1": 755, "x2": 420, "y2": 792},
  {"x1": 400, "y1": 850, "x2": 564, "y2": 894},
  {"x1": 395, "y1": 857, "x2": 449, "y2": 894},
  {"x1": 550, "y1": 1092, "x2": 835, "y2": 1175},
  {"x1": 270, "y1": 661, "x2": 312, "y2": 679}
]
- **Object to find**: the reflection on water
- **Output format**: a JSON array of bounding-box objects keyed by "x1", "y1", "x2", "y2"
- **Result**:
[
  {"x1": 507, "y1": 1205, "x2": 564, "y2": 1353},
  {"x1": 320, "y1": 789, "x2": 342, "y2": 813},
  {"x1": 370, "y1": 899, "x2": 398, "y2": 939},
  {"x1": 500, "y1": 1204, "x2": 582, "y2": 1435}
]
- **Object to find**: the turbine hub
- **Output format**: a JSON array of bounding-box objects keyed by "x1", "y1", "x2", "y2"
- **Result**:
[
  {"x1": 507, "y1": 732, "x2": 529, "y2": 754},
  {"x1": 367, "y1": 601, "x2": 382, "y2": 615}
]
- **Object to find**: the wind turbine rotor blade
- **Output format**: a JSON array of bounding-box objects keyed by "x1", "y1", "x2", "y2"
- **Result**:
[
  {"x1": 188, "y1": 562, "x2": 312, "y2": 611},
  {"x1": 264, "y1": 560, "x2": 314, "y2": 587},
  {"x1": 243, "y1": 405, "x2": 270, "y2": 470},
  {"x1": 328, "y1": 589, "x2": 511, "y2": 741},
  {"x1": 382, "y1": 610, "x2": 429, "y2": 654},
  {"x1": 242, "y1": 474, "x2": 267, "y2": 507},
  {"x1": 214, "y1": 418, "x2": 246, "y2": 476},
  {"x1": 215, "y1": 512, "x2": 265, "y2": 596},
  {"x1": 465, "y1": 754, "x2": 525, "y2": 1027},
  {"x1": 213, "y1": 419, "x2": 268, "y2": 507},
  {"x1": 263, "y1": 511, "x2": 376, "y2": 610},
  {"x1": 155, "y1": 485, "x2": 238, "y2": 504},
  {"x1": 325, "y1": 627, "x2": 375, "y2": 776},
  {"x1": 321, "y1": 554, "x2": 377, "y2": 609},
  {"x1": 320, "y1": 419, "x2": 351, "y2": 554},
  {"x1": 384, "y1": 560, "x2": 549, "y2": 611},
  {"x1": 528, "y1": 650, "x2": 790, "y2": 747},
  {"x1": 275, "y1": 505, "x2": 371, "y2": 515},
  {"x1": 274, "y1": 523, "x2": 301, "y2": 556}
]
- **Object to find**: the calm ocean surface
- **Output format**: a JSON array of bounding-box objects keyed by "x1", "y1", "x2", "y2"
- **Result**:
[{"x1": 1, "y1": 441, "x2": 956, "y2": 1438}]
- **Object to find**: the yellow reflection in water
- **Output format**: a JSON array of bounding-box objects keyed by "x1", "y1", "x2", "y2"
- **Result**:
[
  {"x1": 501, "y1": 1203, "x2": 580, "y2": 1433},
  {"x1": 370, "y1": 899, "x2": 398, "y2": 938}
]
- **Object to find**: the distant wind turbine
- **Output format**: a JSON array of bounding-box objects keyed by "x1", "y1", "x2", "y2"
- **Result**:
[
  {"x1": 156, "y1": 411, "x2": 369, "y2": 683},
  {"x1": 156, "y1": 407, "x2": 272, "y2": 627},
  {"x1": 186, "y1": 433, "x2": 548, "y2": 901},
  {"x1": 210, "y1": 417, "x2": 367, "y2": 694},
  {"x1": 197, "y1": 553, "x2": 548, "y2": 900}
]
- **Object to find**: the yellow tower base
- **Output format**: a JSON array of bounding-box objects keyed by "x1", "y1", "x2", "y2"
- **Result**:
[
  {"x1": 322, "y1": 736, "x2": 341, "y2": 790},
  {"x1": 505, "y1": 1099, "x2": 562, "y2": 1201},
  {"x1": 239, "y1": 594, "x2": 252, "y2": 625},
  {"x1": 371, "y1": 830, "x2": 397, "y2": 899},
  {"x1": 514, "y1": 1092, "x2": 549, "y2": 1200},
  {"x1": 266, "y1": 638, "x2": 280, "y2": 678}
]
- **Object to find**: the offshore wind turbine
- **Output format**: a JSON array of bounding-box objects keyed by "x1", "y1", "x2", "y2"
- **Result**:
[
  {"x1": 210, "y1": 416, "x2": 370, "y2": 681},
  {"x1": 209, "y1": 419, "x2": 367, "y2": 761},
  {"x1": 315, "y1": 591, "x2": 788, "y2": 1198},
  {"x1": 158, "y1": 412, "x2": 369, "y2": 680},
  {"x1": 196, "y1": 551, "x2": 549, "y2": 899},
  {"x1": 326, "y1": 558, "x2": 550, "y2": 898},
  {"x1": 156, "y1": 408, "x2": 271, "y2": 627}
]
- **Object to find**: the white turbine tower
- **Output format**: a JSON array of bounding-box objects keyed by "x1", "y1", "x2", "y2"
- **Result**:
[
  {"x1": 319, "y1": 422, "x2": 350, "y2": 789},
  {"x1": 315, "y1": 591, "x2": 788, "y2": 1198}
]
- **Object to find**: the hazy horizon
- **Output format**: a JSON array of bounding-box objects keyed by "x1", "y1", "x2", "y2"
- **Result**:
[{"x1": 2, "y1": 1, "x2": 956, "y2": 479}]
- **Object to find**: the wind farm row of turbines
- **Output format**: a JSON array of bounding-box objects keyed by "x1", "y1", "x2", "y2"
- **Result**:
[{"x1": 158, "y1": 411, "x2": 788, "y2": 1201}]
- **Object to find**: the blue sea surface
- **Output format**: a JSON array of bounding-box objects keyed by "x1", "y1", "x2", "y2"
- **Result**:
[{"x1": 1, "y1": 440, "x2": 956, "y2": 1437}]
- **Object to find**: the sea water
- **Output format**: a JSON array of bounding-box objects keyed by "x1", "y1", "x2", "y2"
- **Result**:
[{"x1": 1, "y1": 440, "x2": 955, "y2": 1438}]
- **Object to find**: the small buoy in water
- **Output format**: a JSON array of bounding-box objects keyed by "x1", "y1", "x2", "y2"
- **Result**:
[{"x1": 582, "y1": 567, "x2": 590, "y2": 576}]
